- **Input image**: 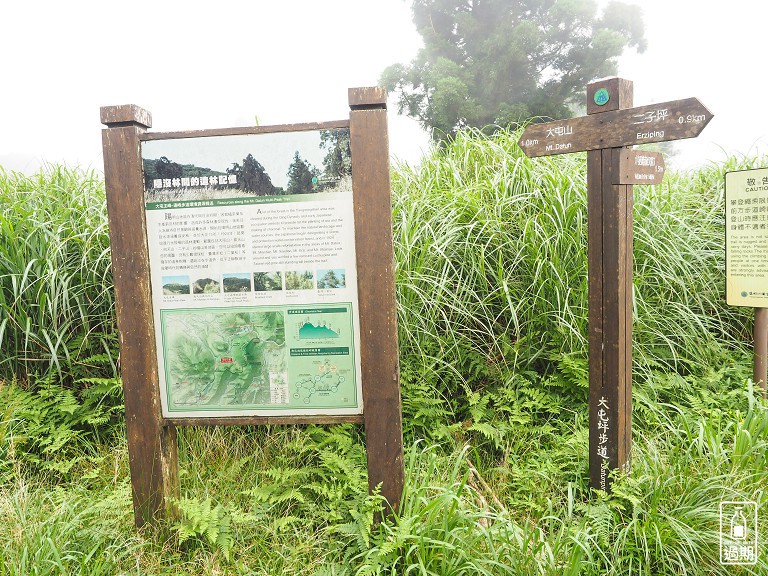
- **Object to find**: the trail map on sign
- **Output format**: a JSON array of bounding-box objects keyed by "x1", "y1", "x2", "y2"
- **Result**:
[
  {"x1": 163, "y1": 309, "x2": 287, "y2": 409},
  {"x1": 161, "y1": 305, "x2": 359, "y2": 413}
]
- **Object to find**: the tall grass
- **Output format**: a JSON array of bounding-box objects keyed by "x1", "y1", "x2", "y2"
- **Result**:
[
  {"x1": 0, "y1": 478, "x2": 140, "y2": 575},
  {"x1": 392, "y1": 128, "x2": 756, "y2": 428},
  {"x1": 0, "y1": 166, "x2": 117, "y2": 384}
]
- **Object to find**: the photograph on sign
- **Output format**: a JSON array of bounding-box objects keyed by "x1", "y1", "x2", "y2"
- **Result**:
[
  {"x1": 141, "y1": 128, "x2": 364, "y2": 417},
  {"x1": 724, "y1": 168, "x2": 768, "y2": 307}
]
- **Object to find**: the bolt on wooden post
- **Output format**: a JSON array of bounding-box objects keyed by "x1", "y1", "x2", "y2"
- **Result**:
[{"x1": 519, "y1": 77, "x2": 713, "y2": 492}]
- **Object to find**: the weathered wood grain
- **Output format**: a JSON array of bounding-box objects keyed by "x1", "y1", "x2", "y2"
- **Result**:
[
  {"x1": 166, "y1": 414, "x2": 364, "y2": 427},
  {"x1": 142, "y1": 119, "x2": 349, "y2": 141},
  {"x1": 586, "y1": 80, "x2": 633, "y2": 492},
  {"x1": 348, "y1": 87, "x2": 405, "y2": 513},
  {"x1": 756, "y1": 308, "x2": 768, "y2": 398},
  {"x1": 100, "y1": 104, "x2": 152, "y2": 128},
  {"x1": 348, "y1": 86, "x2": 387, "y2": 109},
  {"x1": 100, "y1": 105, "x2": 179, "y2": 526}
]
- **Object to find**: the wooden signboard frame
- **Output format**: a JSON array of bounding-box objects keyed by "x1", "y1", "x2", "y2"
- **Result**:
[
  {"x1": 519, "y1": 77, "x2": 713, "y2": 492},
  {"x1": 101, "y1": 87, "x2": 404, "y2": 526}
]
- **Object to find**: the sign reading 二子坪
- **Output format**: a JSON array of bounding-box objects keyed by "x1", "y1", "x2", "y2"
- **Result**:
[{"x1": 518, "y1": 97, "x2": 712, "y2": 157}]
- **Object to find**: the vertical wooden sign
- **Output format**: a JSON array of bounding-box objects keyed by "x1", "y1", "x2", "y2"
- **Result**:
[
  {"x1": 518, "y1": 77, "x2": 713, "y2": 492},
  {"x1": 586, "y1": 78, "x2": 634, "y2": 491},
  {"x1": 349, "y1": 87, "x2": 405, "y2": 510},
  {"x1": 757, "y1": 308, "x2": 768, "y2": 396},
  {"x1": 101, "y1": 88, "x2": 404, "y2": 526}
]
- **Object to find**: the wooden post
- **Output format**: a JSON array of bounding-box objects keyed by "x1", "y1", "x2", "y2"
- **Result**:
[
  {"x1": 348, "y1": 87, "x2": 405, "y2": 512},
  {"x1": 586, "y1": 79, "x2": 634, "y2": 492},
  {"x1": 755, "y1": 307, "x2": 768, "y2": 398},
  {"x1": 101, "y1": 105, "x2": 179, "y2": 526}
]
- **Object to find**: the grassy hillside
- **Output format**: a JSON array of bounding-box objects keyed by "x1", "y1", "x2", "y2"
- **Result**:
[{"x1": 0, "y1": 131, "x2": 766, "y2": 574}]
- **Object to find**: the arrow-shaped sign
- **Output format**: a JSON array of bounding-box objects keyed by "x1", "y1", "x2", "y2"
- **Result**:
[
  {"x1": 615, "y1": 150, "x2": 665, "y2": 185},
  {"x1": 518, "y1": 97, "x2": 713, "y2": 157}
]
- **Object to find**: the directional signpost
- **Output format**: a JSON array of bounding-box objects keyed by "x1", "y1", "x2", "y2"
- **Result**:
[
  {"x1": 518, "y1": 97, "x2": 712, "y2": 157},
  {"x1": 519, "y1": 77, "x2": 713, "y2": 492}
]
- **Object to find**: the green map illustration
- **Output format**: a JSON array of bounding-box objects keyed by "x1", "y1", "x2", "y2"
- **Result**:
[
  {"x1": 163, "y1": 309, "x2": 287, "y2": 409},
  {"x1": 162, "y1": 304, "x2": 358, "y2": 412}
]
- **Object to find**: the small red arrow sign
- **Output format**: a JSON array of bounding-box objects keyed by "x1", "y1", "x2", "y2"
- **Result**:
[{"x1": 518, "y1": 97, "x2": 713, "y2": 157}]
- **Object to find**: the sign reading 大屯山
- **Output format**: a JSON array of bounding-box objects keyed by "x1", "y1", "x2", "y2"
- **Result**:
[
  {"x1": 141, "y1": 129, "x2": 363, "y2": 417},
  {"x1": 725, "y1": 168, "x2": 768, "y2": 308}
]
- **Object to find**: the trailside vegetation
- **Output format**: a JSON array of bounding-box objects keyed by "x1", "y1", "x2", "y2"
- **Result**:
[{"x1": 0, "y1": 131, "x2": 765, "y2": 574}]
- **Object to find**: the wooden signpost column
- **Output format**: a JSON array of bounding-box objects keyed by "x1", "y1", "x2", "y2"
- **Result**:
[
  {"x1": 756, "y1": 308, "x2": 767, "y2": 396},
  {"x1": 518, "y1": 77, "x2": 713, "y2": 491},
  {"x1": 101, "y1": 105, "x2": 179, "y2": 526},
  {"x1": 586, "y1": 78, "x2": 633, "y2": 491}
]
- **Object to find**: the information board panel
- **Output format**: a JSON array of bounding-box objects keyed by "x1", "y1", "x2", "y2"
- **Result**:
[
  {"x1": 725, "y1": 168, "x2": 768, "y2": 307},
  {"x1": 141, "y1": 128, "x2": 364, "y2": 417}
]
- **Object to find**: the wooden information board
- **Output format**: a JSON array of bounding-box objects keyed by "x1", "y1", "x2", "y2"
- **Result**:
[{"x1": 101, "y1": 87, "x2": 405, "y2": 526}]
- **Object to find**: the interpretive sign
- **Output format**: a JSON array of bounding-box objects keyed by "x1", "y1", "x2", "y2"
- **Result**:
[
  {"x1": 519, "y1": 78, "x2": 713, "y2": 492},
  {"x1": 142, "y1": 130, "x2": 363, "y2": 418},
  {"x1": 724, "y1": 168, "x2": 768, "y2": 307},
  {"x1": 101, "y1": 87, "x2": 405, "y2": 526}
]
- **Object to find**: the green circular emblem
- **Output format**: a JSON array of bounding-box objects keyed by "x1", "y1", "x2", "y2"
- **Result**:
[
  {"x1": 312, "y1": 176, "x2": 319, "y2": 185},
  {"x1": 594, "y1": 88, "x2": 610, "y2": 106},
  {"x1": 741, "y1": 291, "x2": 749, "y2": 297}
]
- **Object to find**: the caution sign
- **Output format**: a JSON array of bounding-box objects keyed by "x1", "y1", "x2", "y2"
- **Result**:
[{"x1": 725, "y1": 168, "x2": 768, "y2": 307}]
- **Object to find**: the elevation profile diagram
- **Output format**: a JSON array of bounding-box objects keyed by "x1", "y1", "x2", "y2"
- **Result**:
[{"x1": 297, "y1": 319, "x2": 341, "y2": 340}]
